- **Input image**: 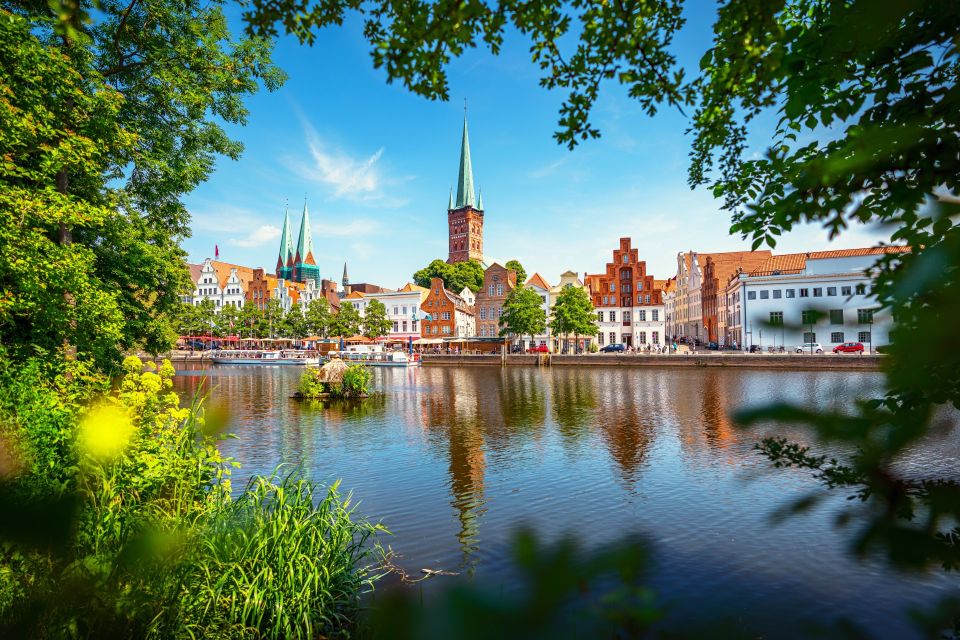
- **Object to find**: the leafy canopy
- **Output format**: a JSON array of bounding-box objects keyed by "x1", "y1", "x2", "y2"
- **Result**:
[
  {"x1": 362, "y1": 299, "x2": 393, "y2": 339},
  {"x1": 413, "y1": 259, "x2": 484, "y2": 293},
  {"x1": 505, "y1": 260, "x2": 527, "y2": 286},
  {"x1": 550, "y1": 285, "x2": 598, "y2": 340},
  {"x1": 499, "y1": 286, "x2": 546, "y2": 341}
]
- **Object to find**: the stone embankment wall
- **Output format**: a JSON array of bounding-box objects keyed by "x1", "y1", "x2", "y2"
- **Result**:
[{"x1": 421, "y1": 353, "x2": 885, "y2": 371}]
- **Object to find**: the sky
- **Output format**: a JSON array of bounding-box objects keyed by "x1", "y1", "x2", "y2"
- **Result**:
[{"x1": 182, "y1": 2, "x2": 888, "y2": 287}]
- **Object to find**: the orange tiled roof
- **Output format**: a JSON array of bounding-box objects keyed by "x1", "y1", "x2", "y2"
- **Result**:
[
  {"x1": 399, "y1": 282, "x2": 430, "y2": 293},
  {"x1": 749, "y1": 246, "x2": 910, "y2": 275},
  {"x1": 212, "y1": 260, "x2": 256, "y2": 291},
  {"x1": 526, "y1": 272, "x2": 551, "y2": 290},
  {"x1": 345, "y1": 290, "x2": 366, "y2": 299}
]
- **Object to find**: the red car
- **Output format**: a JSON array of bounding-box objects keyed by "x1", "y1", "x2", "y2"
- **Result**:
[
  {"x1": 833, "y1": 342, "x2": 865, "y2": 354},
  {"x1": 527, "y1": 344, "x2": 549, "y2": 353}
]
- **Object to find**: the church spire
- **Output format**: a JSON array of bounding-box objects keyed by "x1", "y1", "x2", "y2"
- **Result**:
[
  {"x1": 477, "y1": 188, "x2": 484, "y2": 211},
  {"x1": 295, "y1": 199, "x2": 315, "y2": 265},
  {"x1": 342, "y1": 261, "x2": 349, "y2": 288},
  {"x1": 455, "y1": 111, "x2": 476, "y2": 209},
  {"x1": 277, "y1": 206, "x2": 294, "y2": 279},
  {"x1": 448, "y1": 187, "x2": 454, "y2": 210}
]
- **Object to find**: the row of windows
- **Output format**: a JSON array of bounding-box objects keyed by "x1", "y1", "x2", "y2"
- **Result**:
[
  {"x1": 600, "y1": 295, "x2": 653, "y2": 305},
  {"x1": 768, "y1": 309, "x2": 874, "y2": 326},
  {"x1": 747, "y1": 283, "x2": 867, "y2": 301},
  {"x1": 391, "y1": 321, "x2": 418, "y2": 332},
  {"x1": 597, "y1": 310, "x2": 660, "y2": 322},
  {"x1": 803, "y1": 331, "x2": 873, "y2": 344},
  {"x1": 479, "y1": 306, "x2": 504, "y2": 320},
  {"x1": 426, "y1": 325, "x2": 452, "y2": 335},
  {"x1": 487, "y1": 284, "x2": 505, "y2": 296},
  {"x1": 597, "y1": 331, "x2": 660, "y2": 345}
]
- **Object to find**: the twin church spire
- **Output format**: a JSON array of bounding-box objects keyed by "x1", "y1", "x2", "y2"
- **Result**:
[{"x1": 277, "y1": 200, "x2": 319, "y2": 283}]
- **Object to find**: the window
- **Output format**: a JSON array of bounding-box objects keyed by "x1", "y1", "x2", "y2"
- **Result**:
[
  {"x1": 760, "y1": 290, "x2": 769, "y2": 300},
  {"x1": 831, "y1": 332, "x2": 844, "y2": 343},
  {"x1": 598, "y1": 332, "x2": 604, "y2": 345},
  {"x1": 773, "y1": 289, "x2": 782, "y2": 299},
  {"x1": 799, "y1": 288, "x2": 809, "y2": 297},
  {"x1": 402, "y1": 321, "x2": 408, "y2": 332},
  {"x1": 856, "y1": 283, "x2": 867, "y2": 295},
  {"x1": 813, "y1": 288, "x2": 823, "y2": 297},
  {"x1": 839, "y1": 285, "x2": 851, "y2": 296},
  {"x1": 623, "y1": 283, "x2": 632, "y2": 293},
  {"x1": 652, "y1": 331, "x2": 660, "y2": 344},
  {"x1": 402, "y1": 306, "x2": 407, "y2": 315},
  {"x1": 442, "y1": 326, "x2": 451, "y2": 334},
  {"x1": 830, "y1": 309, "x2": 844, "y2": 324},
  {"x1": 803, "y1": 331, "x2": 817, "y2": 343},
  {"x1": 747, "y1": 291, "x2": 757, "y2": 300},
  {"x1": 637, "y1": 295, "x2": 643, "y2": 304},
  {"x1": 769, "y1": 311, "x2": 784, "y2": 325},
  {"x1": 624, "y1": 311, "x2": 632, "y2": 323},
  {"x1": 393, "y1": 322, "x2": 399, "y2": 332},
  {"x1": 498, "y1": 306, "x2": 504, "y2": 317},
  {"x1": 393, "y1": 307, "x2": 399, "y2": 315},
  {"x1": 479, "y1": 307, "x2": 486, "y2": 320},
  {"x1": 488, "y1": 285, "x2": 494, "y2": 295},
  {"x1": 638, "y1": 310, "x2": 646, "y2": 321},
  {"x1": 496, "y1": 284, "x2": 504, "y2": 296},
  {"x1": 645, "y1": 295, "x2": 650, "y2": 304},
  {"x1": 827, "y1": 287, "x2": 837, "y2": 296},
  {"x1": 857, "y1": 309, "x2": 874, "y2": 324},
  {"x1": 609, "y1": 283, "x2": 616, "y2": 292},
  {"x1": 786, "y1": 289, "x2": 796, "y2": 298},
  {"x1": 602, "y1": 296, "x2": 608, "y2": 305},
  {"x1": 609, "y1": 331, "x2": 616, "y2": 345},
  {"x1": 610, "y1": 311, "x2": 616, "y2": 322},
  {"x1": 801, "y1": 310, "x2": 818, "y2": 325},
  {"x1": 598, "y1": 311, "x2": 604, "y2": 322},
  {"x1": 858, "y1": 331, "x2": 871, "y2": 343},
  {"x1": 653, "y1": 310, "x2": 659, "y2": 321},
  {"x1": 622, "y1": 255, "x2": 628, "y2": 264},
  {"x1": 638, "y1": 331, "x2": 646, "y2": 344}
]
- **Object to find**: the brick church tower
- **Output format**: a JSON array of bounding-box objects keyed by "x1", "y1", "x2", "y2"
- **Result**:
[{"x1": 447, "y1": 113, "x2": 484, "y2": 264}]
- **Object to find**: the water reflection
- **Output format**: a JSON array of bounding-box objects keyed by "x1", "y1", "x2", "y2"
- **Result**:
[{"x1": 170, "y1": 364, "x2": 957, "y2": 638}]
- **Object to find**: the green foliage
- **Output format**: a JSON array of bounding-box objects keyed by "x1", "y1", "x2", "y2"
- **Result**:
[
  {"x1": 238, "y1": 303, "x2": 263, "y2": 339},
  {"x1": 262, "y1": 298, "x2": 284, "y2": 338},
  {"x1": 298, "y1": 368, "x2": 327, "y2": 398},
  {"x1": 170, "y1": 474, "x2": 385, "y2": 640},
  {"x1": 413, "y1": 258, "x2": 484, "y2": 293},
  {"x1": 332, "y1": 303, "x2": 362, "y2": 339},
  {"x1": 283, "y1": 304, "x2": 308, "y2": 339},
  {"x1": 550, "y1": 286, "x2": 597, "y2": 352},
  {"x1": 305, "y1": 298, "x2": 332, "y2": 337},
  {"x1": 216, "y1": 304, "x2": 240, "y2": 337},
  {"x1": 339, "y1": 364, "x2": 373, "y2": 398},
  {"x1": 242, "y1": 0, "x2": 689, "y2": 149},
  {"x1": 0, "y1": 357, "x2": 383, "y2": 638},
  {"x1": 362, "y1": 299, "x2": 392, "y2": 340},
  {"x1": 505, "y1": 259, "x2": 527, "y2": 285},
  {"x1": 499, "y1": 286, "x2": 546, "y2": 343}
]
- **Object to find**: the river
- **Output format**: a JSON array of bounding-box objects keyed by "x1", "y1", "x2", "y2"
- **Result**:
[{"x1": 171, "y1": 363, "x2": 959, "y2": 638}]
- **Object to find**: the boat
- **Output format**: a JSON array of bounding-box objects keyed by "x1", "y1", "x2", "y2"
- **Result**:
[
  {"x1": 331, "y1": 347, "x2": 420, "y2": 367},
  {"x1": 209, "y1": 349, "x2": 320, "y2": 366}
]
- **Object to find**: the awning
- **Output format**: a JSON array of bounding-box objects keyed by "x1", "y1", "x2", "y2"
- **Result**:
[{"x1": 413, "y1": 338, "x2": 445, "y2": 345}]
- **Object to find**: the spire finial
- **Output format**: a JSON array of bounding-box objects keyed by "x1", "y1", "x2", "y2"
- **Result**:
[{"x1": 454, "y1": 111, "x2": 476, "y2": 209}]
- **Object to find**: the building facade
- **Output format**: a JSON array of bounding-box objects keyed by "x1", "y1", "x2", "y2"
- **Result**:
[
  {"x1": 189, "y1": 259, "x2": 254, "y2": 310},
  {"x1": 701, "y1": 251, "x2": 774, "y2": 345},
  {"x1": 447, "y1": 114, "x2": 484, "y2": 264},
  {"x1": 475, "y1": 263, "x2": 517, "y2": 339},
  {"x1": 365, "y1": 283, "x2": 429, "y2": 343},
  {"x1": 725, "y1": 247, "x2": 907, "y2": 350},
  {"x1": 524, "y1": 273, "x2": 552, "y2": 350},
  {"x1": 420, "y1": 277, "x2": 475, "y2": 338},
  {"x1": 586, "y1": 238, "x2": 665, "y2": 348},
  {"x1": 548, "y1": 270, "x2": 593, "y2": 352}
]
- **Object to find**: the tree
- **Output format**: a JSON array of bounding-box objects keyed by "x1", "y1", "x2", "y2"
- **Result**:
[
  {"x1": 413, "y1": 259, "x2": 484, "y2": 293},
  {"x1": 362, "y1": 299, "x2": 393, "y2": 340},
  {"x1": 239, "y1": 303, "x2": 263, "y2": 339},
  {"x1": 499, "y1": 287, "x2": 546, "y2": 350},
  {"x1": 283, "y1": 305, "x2": 308, "y2": 339},
  {"x1": 262, "y1": 299, "x2": 284, "y2": 339},
  {"x1": 195, "y1": 300, "x2": 218, "y2": 338},
  {"x1": 550, "y1": 286, "x2": 597, "y2": 354},
  {"x1": 216, "y1": 305, "x2": 240, "y2": 337},
  {"x1": 331, "y1": 303, "x2": 362, "y2": 340},
  {"x1": 505, "y1": 260, "x2": 527, "y2": 286},
  {"x1": 305, "y1": 298, "x2": 332, "y2": 338},
  {"x1": 0, "y1": 0, "x2": 283, "y2": 375}
]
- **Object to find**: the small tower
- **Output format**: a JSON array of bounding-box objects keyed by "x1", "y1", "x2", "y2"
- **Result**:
[
  {"x1": 293, "y1": 200, "x2": 320, "y2": 283},
  {"x1": 447, "y1": 111, "x2": 484, "y2": 264},
  {"x1": 342, "y1": 262, "x2": 350, "y2": 289},
  {"x1": 276, "y1": 207, "x2": 294, "y2": 280}
]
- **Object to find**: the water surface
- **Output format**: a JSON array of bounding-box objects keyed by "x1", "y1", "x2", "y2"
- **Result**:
[{"x1": 172, "y1": 364, "x2": 959, "y2": 638}]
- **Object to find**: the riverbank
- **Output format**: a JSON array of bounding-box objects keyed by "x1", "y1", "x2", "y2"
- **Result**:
[{"x1": 420, "y1": 353, "x2": 885, "y2": 370}]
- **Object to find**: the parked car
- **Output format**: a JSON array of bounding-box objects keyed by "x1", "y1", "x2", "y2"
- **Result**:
[
  {"x1": 527, "y1": 344, "x2": 549, "y2": 353},
  {"x1": 706, "y1": 341, "x2": 719, "y2": 350},
  {"x1": 795, "y1": 342, "x2": 824, "y2": 354},
  {"x1": 833, "y1": 342, "x2": 864, "y2": 354},
  {"x1": 599, "y1": 343, "x2": 625, "y2": 353},
  {"x1": 184, "y1": 339, "x2": 207, "y2": 350}
]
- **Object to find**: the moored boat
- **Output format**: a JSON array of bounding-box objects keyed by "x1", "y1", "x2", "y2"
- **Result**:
[
  {"x1": 331, "y1": 348, "x2": 420, "y2": 367},
  {"x1": 210, "y1": 349, "x2": 320, "y2": 366}
]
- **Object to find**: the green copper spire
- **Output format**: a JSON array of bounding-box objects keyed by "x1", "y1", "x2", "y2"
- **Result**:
[
  {"x1": 477, "y1": 188, "x2": 484, "y2": 211},
  {"x1": 296, "y1": 200, "x2": 314, "y2": 263},
  {"x1": 455, "y1": 114, "x2": 476, "y2": 209},
  {"x1": 448, "y1": 187, "x2": 454, "y2": 210},
  {"x1": 277, "y1": 207, "x2": 294, "y2": 278}
]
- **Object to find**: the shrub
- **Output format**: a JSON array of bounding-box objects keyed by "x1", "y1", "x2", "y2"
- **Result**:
[{"x1": 338, "y1": 364, "x2": 372, "y2": 398}]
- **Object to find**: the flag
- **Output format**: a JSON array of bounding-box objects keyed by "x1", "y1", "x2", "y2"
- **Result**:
[{"x1": 215, "y1": 244, "x2": 219, "y2": 259}]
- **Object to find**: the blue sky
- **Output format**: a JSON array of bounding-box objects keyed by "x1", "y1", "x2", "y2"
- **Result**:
[{"x1": 182, "y1": 3, "x2": 887, "y2": 286}]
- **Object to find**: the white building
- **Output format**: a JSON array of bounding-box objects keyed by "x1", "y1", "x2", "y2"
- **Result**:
[
  {"x1": 188, "y1": 258, "x2": 253, "y2": 311},
  {"x1": 365, "y1": 283, "x2": 429, "y2": 343},
  {"x1": 726, "y1": 247, "x2": 907, "y2": 351},
  {"x1": 523, "y1": 273, "x2": 552, "y2": 350}
]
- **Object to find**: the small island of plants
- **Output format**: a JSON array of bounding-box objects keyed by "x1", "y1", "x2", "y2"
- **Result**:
[{"x1": 297, "y1": 360, "x2": 373, "y2": 399}]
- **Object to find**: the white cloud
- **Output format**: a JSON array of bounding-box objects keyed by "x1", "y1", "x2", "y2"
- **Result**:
[{"x1": 228, "y1": 224, "x2": 281, "y2": 248}]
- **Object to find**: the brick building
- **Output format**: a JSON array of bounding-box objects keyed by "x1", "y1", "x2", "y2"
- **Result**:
[
  {"x1": 420, "y1": 277, "x2": 475, "y2": 338},
  {"x1": 701, "y1": 251, "x2": 776, "y2": 344},
  {"x1": 475, "y1": 263, "x2": 517, "y2": 339}
]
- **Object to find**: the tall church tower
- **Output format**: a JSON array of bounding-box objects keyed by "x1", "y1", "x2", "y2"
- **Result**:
[
  {"x1": 447, "y1": 112, "x2": 484, "y2": 264},
  {"x1": 276, "y1": 207, "x2": 294, "y2": 280},
  {"x1": 292, "y1": 200, "x2": 320, "y2": 283}
]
